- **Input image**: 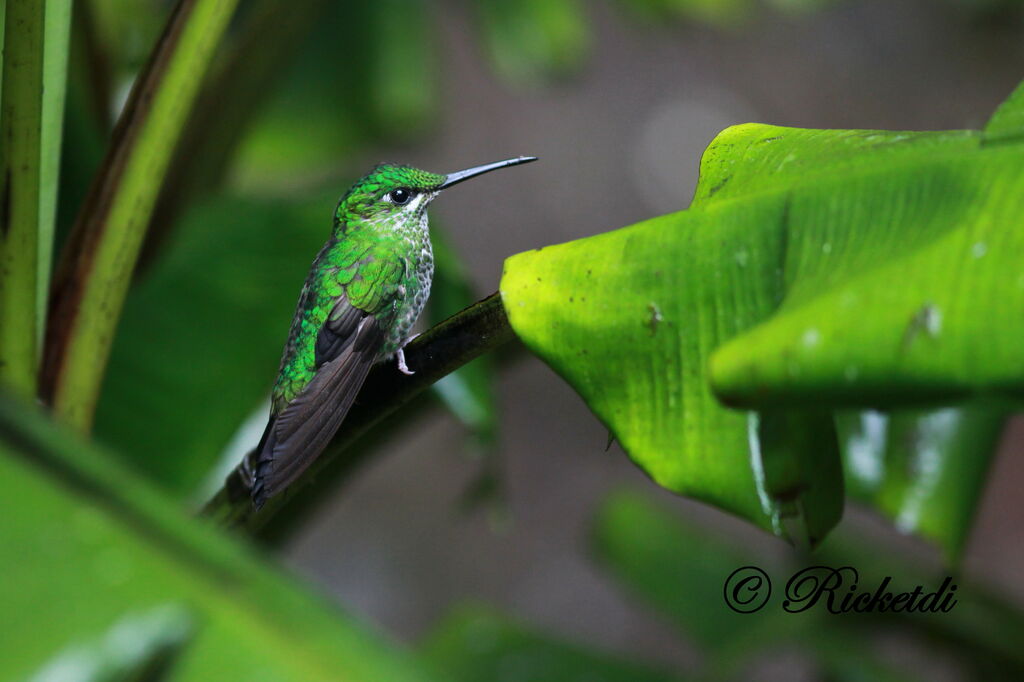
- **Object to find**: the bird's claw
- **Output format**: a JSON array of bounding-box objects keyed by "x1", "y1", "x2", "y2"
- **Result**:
[{"x1": 396, "y1": 348, "x2": 415, "y2": 375}]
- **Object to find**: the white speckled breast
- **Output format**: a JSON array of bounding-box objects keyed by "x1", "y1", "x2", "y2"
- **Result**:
[{"x1": 381, "y1": 203, "x2": 434, "y2": 357}]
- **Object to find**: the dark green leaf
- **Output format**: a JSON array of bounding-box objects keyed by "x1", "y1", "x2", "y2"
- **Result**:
[
  {"x1": 753, "y1": 411, "x2": 843, "y2": 547},
  {"x1": 96, "y1": 195, "x2": 332, "y2": 497},
  {"x1": 816, "y1": 528, "x2": 1024, "y2": 678},
  {"x1": 594, "y1": 492, "x2": 944, "y2": 682},
  {"x1": 227, "y1": 24, "x2": 367, "y2": 184}
]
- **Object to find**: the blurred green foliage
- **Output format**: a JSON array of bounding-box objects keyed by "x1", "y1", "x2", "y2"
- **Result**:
[
  {"x1": 28, "y1": 605, "x2": 195, "y2": 682},
  {"x1": 0, "y1": 396, "x2": 435, "y2": 682},
  {"x1": 414, "y1": 487, "x2": 1024, "y2": 680},
  {"x1": 421, "y1": 604, "x2": 684, "y2": 682},
  {"x1": 475, "y1": 0, "x2": 589, "y2": 85},
  {"x1": 589, "y1": 490, "x2": 1024, "y2": 680},
  {"x1": 96, "y1": 195, "x2": 332, "y2": 496}
]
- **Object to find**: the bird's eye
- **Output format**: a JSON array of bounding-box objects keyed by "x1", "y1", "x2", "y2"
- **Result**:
[{"x1": 387, "y1": 188, "x2": 413, "y2": 205}]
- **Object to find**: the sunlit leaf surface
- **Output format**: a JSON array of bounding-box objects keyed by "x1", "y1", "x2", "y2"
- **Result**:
[{"x1": 704, "y1": 125, "x2": 1024, "y2": 407}]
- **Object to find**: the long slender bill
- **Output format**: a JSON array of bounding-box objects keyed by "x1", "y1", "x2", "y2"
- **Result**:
[{"x1": 439, "y1": 156, "x2": 538, "y2": 189}]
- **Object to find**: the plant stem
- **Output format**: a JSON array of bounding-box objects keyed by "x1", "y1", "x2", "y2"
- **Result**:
[
  {"x1": 0, "y1": 0, "x2": 71, "y2": 397},
  {"x1": 202, "y1": 293, "x2": 515, "y2": 537},
  {"x1": 140, "y1": 0, "x2": 328, "y2": 271},
  {"x1": 41, "y1": 0, "x2": 240, "y2": 430},
  {"x1": 37, "y1": 0, "x2": 73, "y2": 353},
  {"x1": 0, "y1": 0, "x2": 43, "y2": 397}
]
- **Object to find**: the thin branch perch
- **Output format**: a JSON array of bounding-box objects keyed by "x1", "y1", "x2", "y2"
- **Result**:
[{"x1": 202, "y1": 292, "x2": 515, "y2": 536}]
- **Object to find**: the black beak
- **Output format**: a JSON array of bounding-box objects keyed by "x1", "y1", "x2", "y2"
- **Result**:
[{"x1": 438, "y1": 156, "x2": 538, "y2": 189}]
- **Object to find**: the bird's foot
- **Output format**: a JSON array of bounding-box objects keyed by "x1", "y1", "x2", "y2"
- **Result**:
[
  {"x1": 396, "y1": 349, "x2": 415, "y2": 375},
  {"x1": 395, "y1": 334, "x2": 421, "y2": 376}
]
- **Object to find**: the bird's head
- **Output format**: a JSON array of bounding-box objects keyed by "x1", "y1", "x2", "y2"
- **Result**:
[{"x1": 335, "y1": 156, "x2": 537, "y2": 228}]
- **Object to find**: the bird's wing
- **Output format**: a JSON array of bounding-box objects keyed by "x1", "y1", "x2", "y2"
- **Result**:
[
  {"x1": 252, "y1": 247, "x2": 406, "y2": 508},
  {"x1": 314, "y1": 298, "x2": 367, "y2": 368},
  {"x1": 252, "y1": 310, "x2": 383, "y2": 508}
]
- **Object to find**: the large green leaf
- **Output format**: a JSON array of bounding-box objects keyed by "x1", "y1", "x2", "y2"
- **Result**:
[
  {"x1": 591, "y1": 491, "x2": 897, "y2": 682},
  {"x1": 26, "y1": 604, "x2": 195, "y2": 682},
  {"x1": 0, "y1": 393, "x2": 434, "y2": 681},
  {"x1": 499, "y1": 81, "x2": 1024, "y2": 541},
  {"x1": 702, "y1": 89, "x2": 1024, "y2": 406},
  {"x1": 500, "y1": 168, "x2": 842, "y2": 538},
  {"x1": 984, "y1": 75, "x2": 1024, "y2": 143},
  {"x1": 420, "y1": 604, "x2": 684, "y2": 682},
  {"x1": 143, "y1": 0, "x2": 331, "y2": 262}
]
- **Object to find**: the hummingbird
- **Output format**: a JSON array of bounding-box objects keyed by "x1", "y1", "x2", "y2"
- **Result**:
[{"x1": 251, "y1": 156, "x2": 537, "y2": 509}]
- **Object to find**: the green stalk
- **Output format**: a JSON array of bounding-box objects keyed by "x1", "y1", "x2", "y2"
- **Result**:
[
  {"x1": 42, "y1": 0, "x2": 240, "y2": 430},
  {"x1": 0, "y1": 0, "x2": 70, "y2": 397},
  {"x1": 0, "y1": 0, "x2": 40, "y2": 396},
  {"x1": 37, "y1": 1, "x2": 72, "y2": 348},
  {"x1": 141, "y1": 0, "x2": 327, "y2": 270}
]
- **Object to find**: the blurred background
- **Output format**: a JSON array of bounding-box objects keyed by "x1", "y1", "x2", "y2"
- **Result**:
[{"x1": 67, "y1": 0, "x2": 1024, "y2": 679}]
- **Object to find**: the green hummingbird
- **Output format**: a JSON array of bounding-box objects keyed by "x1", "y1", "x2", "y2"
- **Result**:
[{"x1": 252, "y1": 156, "x2": 537, "y2": 509}]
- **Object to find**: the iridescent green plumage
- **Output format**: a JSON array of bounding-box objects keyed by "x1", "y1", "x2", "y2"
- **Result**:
[
  {"x1": 252, "y1": 157, "x2": 537, "y2": 508},
  {"x1": 271, "y1": 164, "x2": 444, "y2": 413}
]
